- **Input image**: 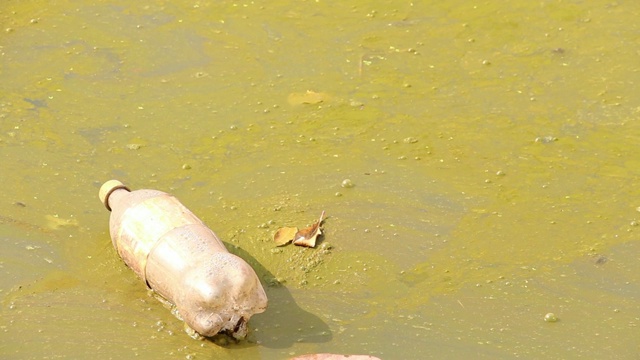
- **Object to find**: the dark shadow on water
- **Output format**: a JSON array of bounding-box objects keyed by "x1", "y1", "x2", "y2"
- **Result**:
[{"x1": 228, "y1": 245, "x2": 333, "y2": 349}]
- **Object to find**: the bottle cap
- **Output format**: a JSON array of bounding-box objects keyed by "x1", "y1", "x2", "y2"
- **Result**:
[{"x1": 99, "y1": 180, "x2": 130, "y2": 211}]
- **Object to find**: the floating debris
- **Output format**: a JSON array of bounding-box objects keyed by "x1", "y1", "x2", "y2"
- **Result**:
[
  {"x1": 45, "y1": 214, "x2": 78, "y2": 230},
  {"x1": 544, "y1": 313, "x2": 558, "y2": 323},
  {"x1": 341, "y1": 179, "x2": 354, "y2": 188},
  {"x1": 535, "y1": 136, "x2": 558, "y2": 144},
  {"x1": 274, "y1": 227, "x2": 298, "y2": 247},
  {"x1": 273, "y1": 211, "x2": 326, "y2": 248},
  {"x1": 126, "y1": 143, "x2": 143, "y2": 150},
  {"x1": 293, "y1": 211, "x2": 325, "y2": 248},
  {"x1": 287, "y1": 90, "x2": 331, "y2": 105}
]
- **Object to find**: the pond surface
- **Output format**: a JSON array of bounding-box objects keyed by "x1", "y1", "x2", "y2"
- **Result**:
[{"x1": 2, "y1": 1, "x2": 640, "y2": 359}]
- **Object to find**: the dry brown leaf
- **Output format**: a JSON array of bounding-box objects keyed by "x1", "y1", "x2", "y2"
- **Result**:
[
  {"x1": 293, "y1": 211, "x2": 325, "y2": 248},
  {"x1": 274, "y1": 226, "x2": 298, "y2": 247}
]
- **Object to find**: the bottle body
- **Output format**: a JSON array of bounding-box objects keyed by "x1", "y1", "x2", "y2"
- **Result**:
[{"x1": 99, "y1": 180, "x2": 267, "y2": 339}]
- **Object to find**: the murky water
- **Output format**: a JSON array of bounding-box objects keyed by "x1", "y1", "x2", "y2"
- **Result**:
[{"x1": 2, "y1": 1, "x2": 640, "y2": 359}]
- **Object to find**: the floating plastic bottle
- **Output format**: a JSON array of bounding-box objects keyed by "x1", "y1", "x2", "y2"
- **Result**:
[{"x1": 98, "y1": 180, "x2": 268, "y2": 339}]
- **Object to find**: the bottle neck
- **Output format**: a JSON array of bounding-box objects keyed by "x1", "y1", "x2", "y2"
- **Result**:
[{"x1": 107, "y1": 188, "x2": 130, "y2": 212}]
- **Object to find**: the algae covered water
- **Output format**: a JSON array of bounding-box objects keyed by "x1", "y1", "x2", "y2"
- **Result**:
[{"x1": 2, "y1": 1, "x2": 640, "y2": 359}]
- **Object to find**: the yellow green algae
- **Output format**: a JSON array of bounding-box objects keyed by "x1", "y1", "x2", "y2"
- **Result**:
[{"x1": 2, "y1": 0, "x2": 640, "y2": 359}]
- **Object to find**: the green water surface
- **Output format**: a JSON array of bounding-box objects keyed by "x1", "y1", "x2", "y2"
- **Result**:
[{"x1": 1, "y1": 1, "x2": 640, "y2": 359}]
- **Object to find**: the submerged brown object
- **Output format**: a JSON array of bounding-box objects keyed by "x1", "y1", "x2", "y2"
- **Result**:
[{"x1": 98, "y1": 180, "x2": 268, "y2": 339}]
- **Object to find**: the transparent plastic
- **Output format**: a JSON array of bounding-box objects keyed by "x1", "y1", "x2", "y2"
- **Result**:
[{"x1": 99, "y1": 180, "x2": 268, "y2": 338}]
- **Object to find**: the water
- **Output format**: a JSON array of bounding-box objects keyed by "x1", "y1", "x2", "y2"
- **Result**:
[{"x1": 2, "y1": 1, "x2": 640, "y2": 359}]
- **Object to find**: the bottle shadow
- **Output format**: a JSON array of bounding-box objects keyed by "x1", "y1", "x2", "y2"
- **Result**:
[{"x1": 228, "y1": 245, "x2": 333, "y2": 349}]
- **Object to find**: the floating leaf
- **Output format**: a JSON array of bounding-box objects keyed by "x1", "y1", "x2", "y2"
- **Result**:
[
  {"x1": 273, "y1": 226, "x2": 298, "y2": 247},
  {"x1": 45, "y1": 214, "x2": 79, "y2": 230},
  {"x1": 293, "y1": 211, "x2": 325, "y2": 248},
  {"x1": 287, "y1": 90, "x2": 331, "y2": 105}
]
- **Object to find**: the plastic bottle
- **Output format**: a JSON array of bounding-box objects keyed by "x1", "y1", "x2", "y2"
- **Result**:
[{"x1": 98, "y1": 180, "x2": 268, "y2": 339}]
